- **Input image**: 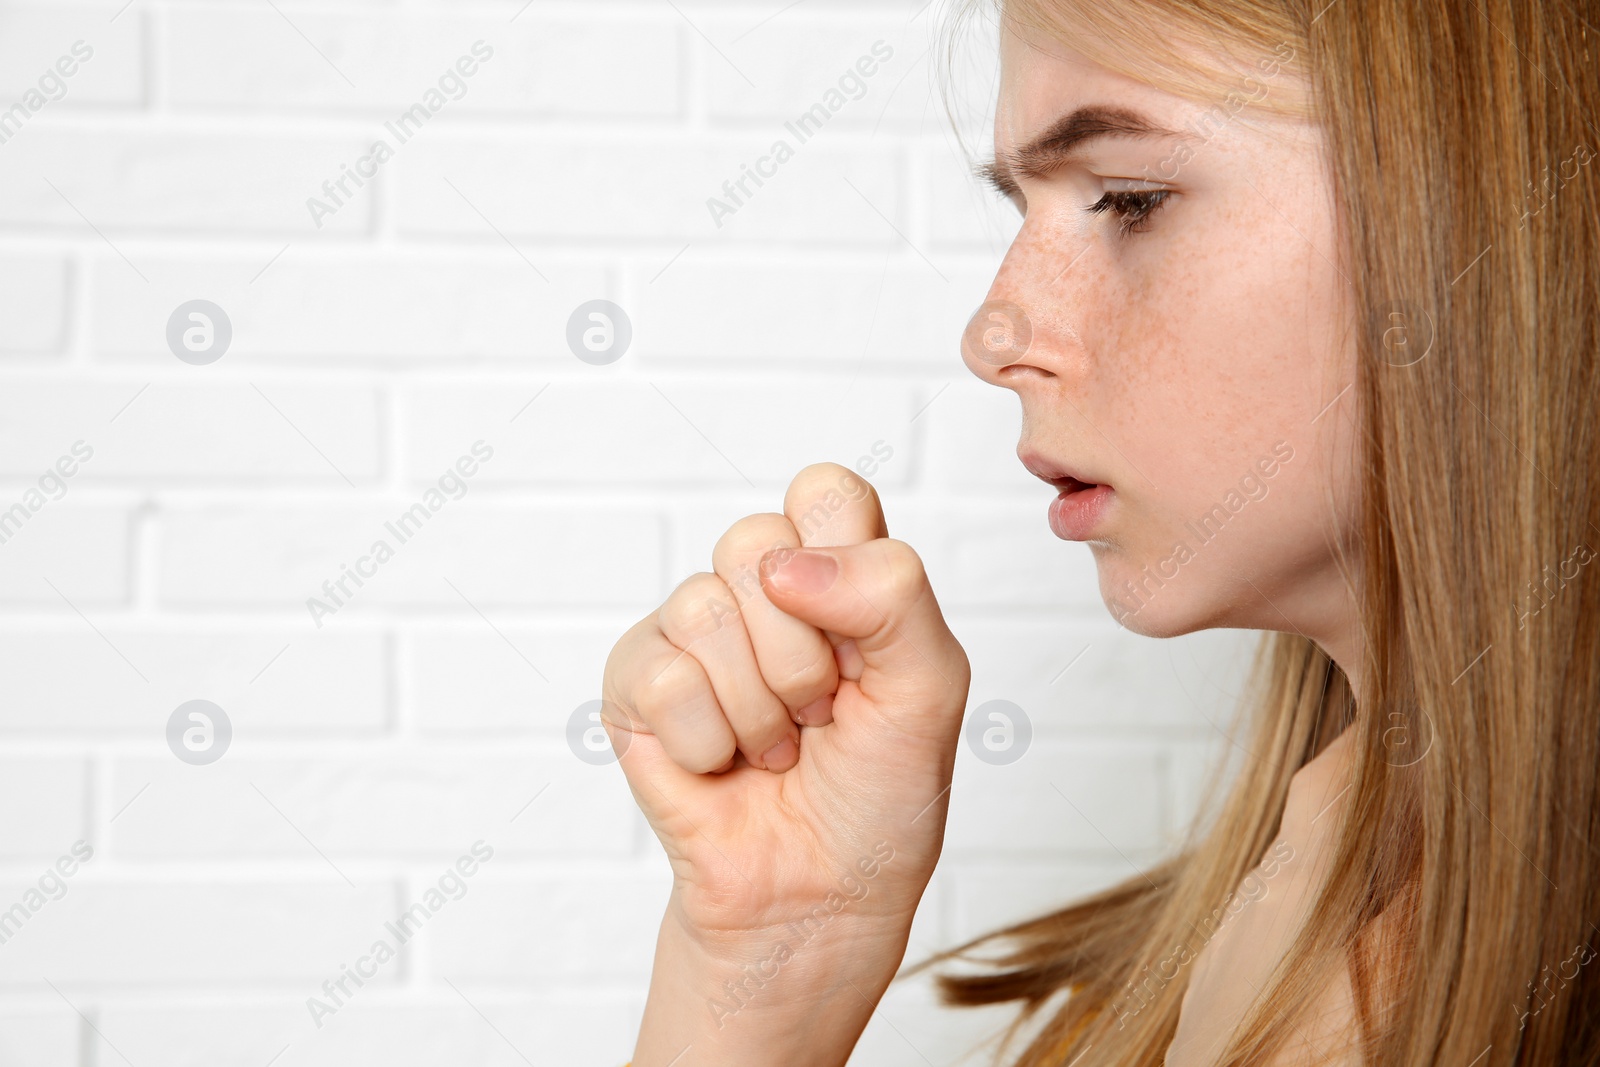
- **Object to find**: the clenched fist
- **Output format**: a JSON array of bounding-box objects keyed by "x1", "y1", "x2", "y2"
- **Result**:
[{"x1": 603, "y1": 462, "x2": 972, "y2": 1064}]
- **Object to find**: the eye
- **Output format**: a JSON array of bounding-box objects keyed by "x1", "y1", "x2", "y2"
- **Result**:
[{"x1": 1085, "y1": 188, "x2": 1172, "y2": 237}]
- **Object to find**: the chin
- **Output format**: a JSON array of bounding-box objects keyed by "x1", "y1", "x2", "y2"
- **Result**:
[
  {"x1": 1094, "y1": 556, "x2": 1229, "y2": 639},
  {"x1": 1105, "y1": 600, "x2": 1210, "y2": 639}
]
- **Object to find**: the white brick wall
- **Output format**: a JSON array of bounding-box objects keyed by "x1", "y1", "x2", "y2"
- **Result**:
[{"x1": 0, "y1": 2, "x2": 1255, "y2": 1065}]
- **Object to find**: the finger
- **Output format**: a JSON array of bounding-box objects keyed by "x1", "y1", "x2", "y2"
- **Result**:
[
  {"x1": 758, "y1": 538, "x2": 970, "y2": 739},
  {"x1": 712, "y1": 513, "x2": 839, "y2": 727},
  {"x1": 783, "y1": 461, "x2": 889, "y2": 545},
  {"x1": 656, "y1": 572, "x2": 800, "y2": 772},
  {"x1": 783, "y1": 463, "x2": 890, "y2": 690},
  {"x1": 602, "y1": 610, "x2": 738, "y2": 777}
]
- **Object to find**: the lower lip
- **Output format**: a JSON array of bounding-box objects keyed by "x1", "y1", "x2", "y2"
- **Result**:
[{"x1": 1048, "y1": 484, "x2": 1113, "y2": 540}]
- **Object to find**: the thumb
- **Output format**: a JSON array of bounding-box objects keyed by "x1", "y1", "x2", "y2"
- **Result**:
[{"x1": 758, "y1": 540, "x2": 970, "y2": 723}]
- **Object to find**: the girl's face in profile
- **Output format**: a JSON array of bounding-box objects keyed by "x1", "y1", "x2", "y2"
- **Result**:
[{"x1": 967, "y1": 22, "x2": 1363, "y2": 662}]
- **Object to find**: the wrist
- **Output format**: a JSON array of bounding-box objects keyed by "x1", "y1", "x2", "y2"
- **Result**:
[{"x1": 632, "y1": 901, "x2": 913, "y2": 1066}]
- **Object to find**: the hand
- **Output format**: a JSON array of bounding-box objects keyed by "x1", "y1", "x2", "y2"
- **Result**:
[{"x1": 602, "y1": 461, "x2": 971, "y2": 970}]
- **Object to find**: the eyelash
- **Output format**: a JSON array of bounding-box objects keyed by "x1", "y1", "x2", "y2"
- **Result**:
[{"x1": 1085, "y1": 189, "x2": 1172, "y2": 236}]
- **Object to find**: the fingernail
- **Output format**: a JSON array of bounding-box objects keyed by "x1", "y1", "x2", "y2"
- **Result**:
[
  {"x1": 761, "y1": 548, "x2": 838, "y2": 594},
  {"x1": 795, "y1": 693, "x2": 834, "y2": 727},
  {"x1": 761, "y1": 732, "x2": 799, "y2": 772}
]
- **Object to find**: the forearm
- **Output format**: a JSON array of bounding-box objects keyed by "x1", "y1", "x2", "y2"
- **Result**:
[{"x1": 630, "y1": 903, "x2": 911, "y2": 1067}]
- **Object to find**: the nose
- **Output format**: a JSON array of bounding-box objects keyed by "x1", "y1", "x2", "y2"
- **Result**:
[{"x1": 960, "y1": 216, "x2": 1091, "y2": 390}]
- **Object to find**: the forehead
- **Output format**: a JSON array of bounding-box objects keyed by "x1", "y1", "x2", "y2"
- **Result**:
[
  {"x1": 997, "y1": 24, "x2": 1208, "y2": 143},
  {"x1": 993, "y1": 20, "x2": 1312, "y2": 162}
]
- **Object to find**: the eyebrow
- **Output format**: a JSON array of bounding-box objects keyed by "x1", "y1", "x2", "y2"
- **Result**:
[{"x1": 974, "y1": 104, "x2": 1197, "y2": 197}]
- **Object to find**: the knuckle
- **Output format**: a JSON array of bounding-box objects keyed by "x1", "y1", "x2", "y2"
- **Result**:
[
  {"x1": 680, "y1": 735, "x2": 737, "y2": 776},
  {"x1": 777, "y1": 653, "x2": 835, "y2": 699},
  {"x1": 876, "y1": 537, "x2": 929, "y2": 601},
  {"x1": 784, "y1": 461, "x2": 857, "y2": 503},
  {"x1": 632, "y1": 648, "x2": 703, "y2": 723},
  {"x1": 601, "y1": 615, "x2": 660, "y2": 696},
  {"x1": 713, "y1": 513, "x2": 796, "y2": 567},
  {"x1": 659, "y1": 572, "x2": 737, "y2": 640},
  {"x1": 785, "y1": 463, "x2": 880, "y2": 541},
  {"x1": 595, "y1": 694, "x2": 641, "y2": 736}
]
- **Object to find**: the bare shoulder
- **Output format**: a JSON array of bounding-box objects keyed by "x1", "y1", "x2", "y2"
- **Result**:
[{"x1": 1278, "y1": 726, "x2": 1356, "y2": 845}]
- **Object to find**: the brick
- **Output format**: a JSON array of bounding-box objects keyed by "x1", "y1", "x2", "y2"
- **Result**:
[
  {"x1": 0, "y1": 504, "x2": 130, "y2": 607},
  {"x1": 395, "y1": 133, "x2": 905, "y2": 245},
  {"x1": 92, "y1": 254, "x2": 608, "y2": 362},
  {"x1": 663, "y1": 466, "x2": 920, "y2": 580},
  {"x1": 97, "y1": 997, "x2": 643, "y2": 1067},
  {"x1": 1170, "y1": 734, "x2": 1247, "y2": 841},
  {"x1": 0, "y1": 1009, "x2": 76, "y2": 1066},
  {"x1": 0, "y1": 379, "x2": 381, "y2": 484},
  {"x1": 0, "y1": 255, "x2": 70, "y2": 355},
  {"x1": 167, "y1": 10, "x2": 680, "y2": 118},
  {"x1": 0, "y1": 881, "x2": 394, "y2": 986},
  {"x1": 156, "y1": 505, "x2": 663, "y2": 610},
  {"x1": 702, "y1": 17, "x2": 932, "y2": 128},
  {"x1": 889, "y1": 499, "x2": 1107, "y2": 611},
  {"x1": 943, "y1": 741, "x2": 1165, "y2": 855},
  {"x1": 945, "y1": 860, "x2": 1142, "y2": 943},
  {"x1": 0, "y1": 627, "x2": 387, "y2": 733},
  {"x1": 0, "y1": 760, "x2": 87, "y2": 858},
  {"x1": 397, "y1": 379, "x2": 917, "y2": 487},
  {"x1": 629, "y1": 259, "x2": 991, "y2": 367},
  {"x1": 0, "y1": 129, "x2": 373, "y2": 235},
  {"x1": 0, "y1": 7, "x2": 143, "y2": 112},
  {"x1": 953, "y1": 616, "x2": 1258, "y2": 730},
  {"x1": 407, "y1": 624, "x2": 616, "y2": 734},
  {"x1": 108, "y1": 754, "x2": 635, "y2": 858},
  {"x1": 922, "y1": 142, "x2": 1024, "y2": 250},
  {"x1": 921, "y1": 379, "x2": 1034, "y2": 493},
  {"x1": 425, "y1": 871, "x2": 670, "y2": 981}
]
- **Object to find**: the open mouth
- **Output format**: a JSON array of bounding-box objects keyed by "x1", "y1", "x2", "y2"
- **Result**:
[
  {"x1": 1044, "y1": 478, "x2": 1113, "y2": 541},
  {"x1": 1054, "y1": 477, "x2": 1099, "y2": 495}
]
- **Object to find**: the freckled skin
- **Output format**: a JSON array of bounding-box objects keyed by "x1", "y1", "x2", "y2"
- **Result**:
[{"x1": 968, "y1": 24, "x2": 1364, "y2": 669}]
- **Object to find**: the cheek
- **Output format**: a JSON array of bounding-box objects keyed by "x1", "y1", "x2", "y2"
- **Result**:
[
  {"x1": 1078, "y1": 195, "x2": 1358, "y2": 629},
  {"x1": 1084, "y1": 198, "x2": 1350, "y2": 511}
]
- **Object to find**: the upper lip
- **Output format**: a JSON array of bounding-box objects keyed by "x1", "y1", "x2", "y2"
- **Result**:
[{"x1": 1018, "y1": 447, "x2": 1104, "y2": 491}]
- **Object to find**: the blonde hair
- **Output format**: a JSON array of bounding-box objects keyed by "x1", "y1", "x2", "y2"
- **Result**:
[{"x1": 907, "y1": 1, "x2": 1600, "y2": 1063}]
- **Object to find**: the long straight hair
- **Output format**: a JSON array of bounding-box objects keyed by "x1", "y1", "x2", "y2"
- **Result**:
[{"x1": 907, "y1": 2, "x2": 1600, "y2": 1062}]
